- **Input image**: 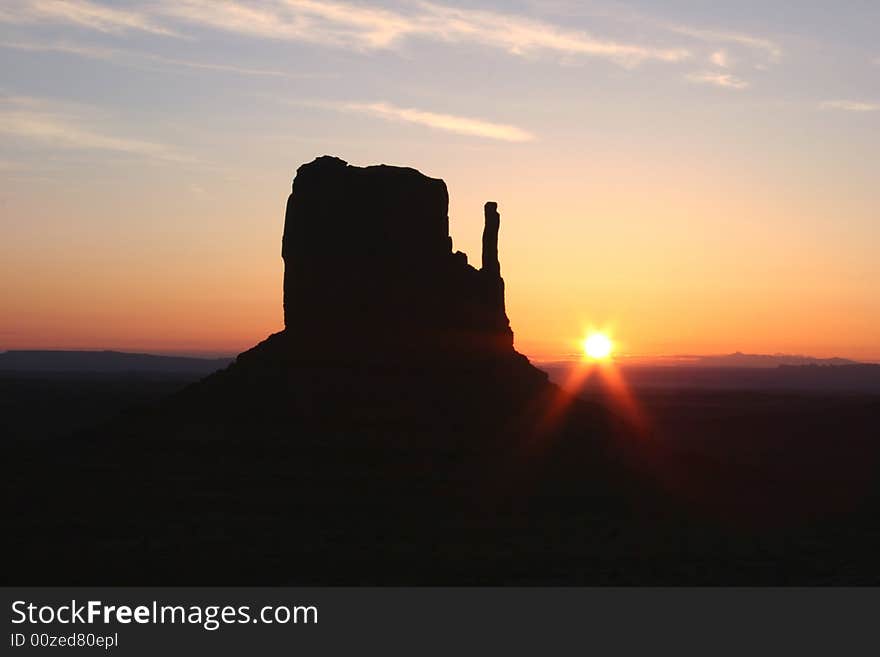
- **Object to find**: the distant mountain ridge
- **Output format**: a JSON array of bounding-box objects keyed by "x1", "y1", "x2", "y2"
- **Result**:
[
  {"x1": 0, "y1": 350, "x2": 232, "y2": 374},
  {"x1": 540, "y1": 361, "x2": 880, "y2": 394},
  {"x1": 588, "y1": 352, "x2": 865, "y2": 368},
  {"x1": 681, "y1": 352, "x2": 861, "y2": 368}
]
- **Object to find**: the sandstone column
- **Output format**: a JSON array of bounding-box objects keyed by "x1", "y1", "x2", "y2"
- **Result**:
[{"x1": 482, "y1": 201, "x2": 500, "y2": 277}]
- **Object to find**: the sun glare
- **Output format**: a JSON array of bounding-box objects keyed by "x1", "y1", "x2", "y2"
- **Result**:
[{"x1": 583, "y1": 332, "x2": 613, "y2": 360}]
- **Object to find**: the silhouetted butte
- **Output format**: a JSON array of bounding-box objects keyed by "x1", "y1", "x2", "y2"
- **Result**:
[
  {"x1": 242, "y1": 155, "x2": 517, "y2": 366},
  {"x1": 219, "y1": 156, "x2": 551, "y2": 424}
]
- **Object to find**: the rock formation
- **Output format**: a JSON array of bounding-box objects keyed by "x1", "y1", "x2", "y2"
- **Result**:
[
  {"x1": 481, "y1": 201, "x2": 500, "y2": 276},
  {"x1": 276, "y1": 156, "x2": 514, "y2": 362}
]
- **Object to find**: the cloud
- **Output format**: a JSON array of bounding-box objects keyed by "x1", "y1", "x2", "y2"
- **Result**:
[
  {"x1": 821, "y1": 100, "x2": 880, "y2": 112},
  {"x1": 319, "y1": 100, "x2": 535, "y2": 142},
  {"x1": 665, "y1": 23, "x2": 781, "y2": 60},
  {"x1": 160, "y1": 0, "x2": 415, "y2": 49},
  {"x1": 4, "y1": 0, "x2": 692, "y2": 68},
  {"x1": 686, "y1": 71, "x2": 748, "y2": 90},
  {"x1": 543, "y1": 4, "x2": 781, "y2": 66},
  {"x1": 1, "y1": 0, "x2": 175, "y2": 36},
  {"x1": 0, "y1": 95, "x2": 191, "y2": 161},
  {"x1": 0, "y1": 39, "x2": 118, "y2": 59},
  {"x1": 411, "y1": 1, "x2": 690, "y2": 66},
  {"x1": 2, "y1": 1, "x2": 789, "y2": 75},
  {"x1": 0, "y1": 39, "x2": 299, "y2": 78},
  {"x1": 709, "y1": 50, "x2": 729, "y2": 68}
]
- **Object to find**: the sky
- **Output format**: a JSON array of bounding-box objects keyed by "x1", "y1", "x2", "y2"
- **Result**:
[{"x1": 1, "y1": 0, "x2": 878, "y2": 361}]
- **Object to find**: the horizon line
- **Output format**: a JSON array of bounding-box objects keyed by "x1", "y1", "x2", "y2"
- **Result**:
[{"x1": 2, "y1": 347, "x2": 877, "y2": 366}]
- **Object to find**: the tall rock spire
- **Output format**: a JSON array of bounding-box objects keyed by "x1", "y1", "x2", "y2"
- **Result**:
[{"x1": 482, "y1": 201, "x2": 500, "y2": 277}]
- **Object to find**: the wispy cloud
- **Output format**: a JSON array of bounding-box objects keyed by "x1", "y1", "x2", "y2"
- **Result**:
[
  {"x1": 665, "y1": 23, "x2": 781, "y2": 60},
  {"x1": 0, "y1": 39, "x2": 117, "y2": 59},
  {"x1": 159, "y1": 0, "x2": 412, "y2": 49},
  {"x1": 4, "y1": 0, "x2": 692, "y2": 68},
  {"x1": 686, "y1": 71, "x2": 749, "y2": 90},
  {"x1": 411, "y1": 1, "x2": 690, "y2": 66},
  {"x1": 709, "y1": 50, "x2": 730, "y2": 68},
  {"x1": 821, "y1": 100, "x2": 880, "y2": 112},
  {"x1": 1, "y1": 0, "x2": 176, "y2": 36},
  {"x1": 317, "y1": 100, "x2": 535, "y2": 142},
  {"x1": 2, "y1": 1, "x2": 790, "y2": 75},
  {"x1": 0, "y1": 39, "x2": 299, "y2": 78},
  {"x1": 540, "y1": 4, "x2": 782, "y2": 66},
  {"x1": 0, "y1": 95, "x2": 191, "y2": 161}
]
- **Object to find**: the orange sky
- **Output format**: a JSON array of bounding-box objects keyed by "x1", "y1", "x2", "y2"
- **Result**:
[
  {"x1": 1, "y1": 1, "x2": 878, "y2": 362},
  {"x1": 2, "y1": 149, "x2": 877, "y2": 362}
]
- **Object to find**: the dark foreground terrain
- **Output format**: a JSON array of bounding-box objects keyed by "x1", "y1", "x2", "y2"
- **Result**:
[{"x1": 5, "y1": 364, "x2": 879, "y2": 585}]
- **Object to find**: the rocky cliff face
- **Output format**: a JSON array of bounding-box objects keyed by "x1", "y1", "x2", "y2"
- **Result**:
[{"x1": 280, "y1": 156, "x2": 512, "y2": 362}]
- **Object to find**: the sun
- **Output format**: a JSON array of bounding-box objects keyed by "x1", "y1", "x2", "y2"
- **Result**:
[{"x1": 583, "y1": 332, "x2": 613, "y2": 360}]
